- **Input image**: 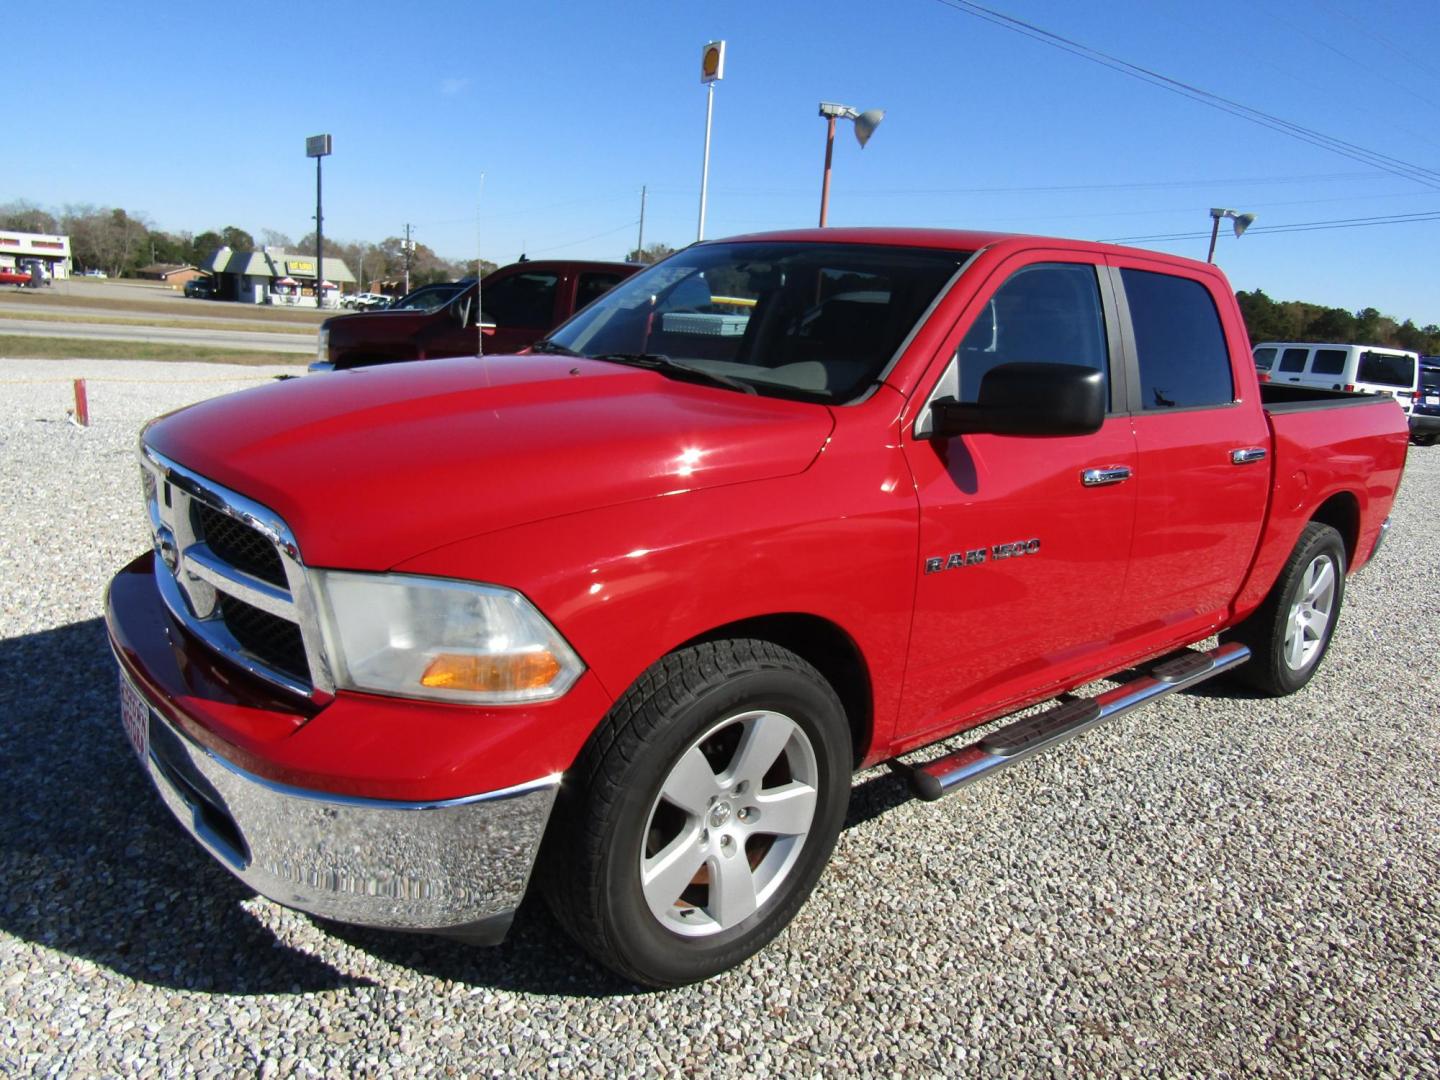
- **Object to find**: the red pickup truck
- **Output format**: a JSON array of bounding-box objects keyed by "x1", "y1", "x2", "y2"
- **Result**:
[
  {"x1": 107, "y1": 228, "x2": 1407, "y2": 987},
  {"x1": 311, "y1": 258, "x2": 639, "y2": 370}
]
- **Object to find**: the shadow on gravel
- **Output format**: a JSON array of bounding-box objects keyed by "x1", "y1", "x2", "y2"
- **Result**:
[
  {"x1": 0, "y1": 619, "x2": 372, "y2": 994},
  {"x1": 322, "y1": 903, "x2": 644, "y2": 998}
]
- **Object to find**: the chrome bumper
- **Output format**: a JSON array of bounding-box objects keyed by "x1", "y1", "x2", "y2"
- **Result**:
[{"x1": 121, "y1": 669, "x2": 557, "y2": 942}]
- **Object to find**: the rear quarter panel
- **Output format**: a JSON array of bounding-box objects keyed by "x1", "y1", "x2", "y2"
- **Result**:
[{"x1": 1232, "y1": 397, "x2": 1408, "y2": 617}]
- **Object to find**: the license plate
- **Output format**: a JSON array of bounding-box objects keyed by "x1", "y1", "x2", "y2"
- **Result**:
[
  {"x1": 1426, "y1": 395, "x2": 1438, "y2": 406},
  {"x1": 118, "y1": 672, "x2": 151, "y2": 763}
]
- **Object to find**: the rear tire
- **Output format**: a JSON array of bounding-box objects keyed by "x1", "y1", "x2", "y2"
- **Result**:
[
  {"x1": 1226, "y1": 522, "x2": 1346, "y2": 696},
  {"x1": 541, "y1": 639, "x2": 851, "y2": 988}
]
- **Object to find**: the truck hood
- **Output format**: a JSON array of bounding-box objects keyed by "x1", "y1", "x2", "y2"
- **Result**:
[{"x1": 144, "y1": 355, "x2": 835, "y2": 570}]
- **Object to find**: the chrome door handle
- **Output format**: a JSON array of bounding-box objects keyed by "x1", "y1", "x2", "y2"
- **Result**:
[
  {"x1": 1081, "y1": 466, "x2": 1132, "y2": 487},
  {"x1": 1231, "y1": 447, "x2": 1267, "y2": 465}
]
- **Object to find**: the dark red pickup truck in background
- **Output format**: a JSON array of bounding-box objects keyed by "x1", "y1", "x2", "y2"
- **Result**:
[
  {"x1": 311, "y1": 258, "x2": 640, "y2": 370},
  {"x1": 108, "y1": 228, "x2": 1407, "y2": 987}
]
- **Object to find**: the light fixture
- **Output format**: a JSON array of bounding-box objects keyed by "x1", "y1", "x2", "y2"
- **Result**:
[{"x1": 1206, "y1": 207, "x2": 1255, "y2": 263}]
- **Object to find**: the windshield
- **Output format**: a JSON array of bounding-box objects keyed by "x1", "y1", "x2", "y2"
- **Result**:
[
  {"x1": 545, "y1": 241, "x2": 967, "y2": 402},
  {"x1": 387, "y1": 281, "x2": 470, "y2": 312}
]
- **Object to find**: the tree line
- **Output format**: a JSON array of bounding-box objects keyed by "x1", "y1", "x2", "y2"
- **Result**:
[
  {"x1": 1236, "y1": 289, "x2": 1439, "y2": 355},
  {"x1": 0, "y1": 200, "x2": 492, "y2": 291}
]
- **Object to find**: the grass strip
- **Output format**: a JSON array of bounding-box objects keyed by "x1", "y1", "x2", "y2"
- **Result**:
[
  {"x1": 0, "y1": 309, "x2": 317, "y2": 336},
  {"x1": 0, "y1": 335, "x2": 306, "y2": 366}
]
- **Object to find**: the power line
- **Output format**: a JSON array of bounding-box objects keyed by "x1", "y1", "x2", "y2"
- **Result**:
[
  {"x1": 528, "y1": 219, "x2": 641, "y2": 255},
  {"x1": 1101, "y1": 209, "x2": 1440, "y2": 244},
  {"x1": 930, "y1": 0, "x2": 1440, "y2": 190},
  {"x1": 647, "y1": 170, "x2": 1406, "y2": 200}
]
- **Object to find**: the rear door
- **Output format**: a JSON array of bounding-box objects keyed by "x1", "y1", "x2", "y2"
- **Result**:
[
  {"x1": 898, "y1": 252, "x2": 1138, "y2": 740},
  {"x1": 1106, "y1": 256, "x2": 1270, "y2": 650}
]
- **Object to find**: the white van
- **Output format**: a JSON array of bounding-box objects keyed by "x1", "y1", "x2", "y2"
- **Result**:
[{"x1": 1252, "y1": 341, "x2": 1419, "y2": 404}]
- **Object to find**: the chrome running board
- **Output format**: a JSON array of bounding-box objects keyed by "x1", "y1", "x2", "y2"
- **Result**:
[{"x1": 904, "y1": 642, "x2": 1251, "y2": 801}]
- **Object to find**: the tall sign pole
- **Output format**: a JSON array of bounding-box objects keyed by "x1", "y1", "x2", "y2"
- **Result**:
[
  {"x1": 306, "y1": 134, "x2": 332, "y2": 306},
  {"x1": 697, "y1": 41, "x2": 725, "y2": 242}
]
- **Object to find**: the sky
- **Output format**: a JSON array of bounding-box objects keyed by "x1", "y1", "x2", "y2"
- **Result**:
[{"x1": 9, "y1": 1, "x2": 1439, "y2": 323}]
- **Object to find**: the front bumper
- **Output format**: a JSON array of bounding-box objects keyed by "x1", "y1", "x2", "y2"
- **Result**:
[{"x1": 118, "y1": 664, "x2": 557, "y2": 940}]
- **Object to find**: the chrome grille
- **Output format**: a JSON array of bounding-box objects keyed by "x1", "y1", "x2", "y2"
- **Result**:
[
  {"x1": 140, "y1": 443, "x2": 330, "y2": 699},
  {"x1": 193, "y1": 502, "x2": 288, "y2": 587}
]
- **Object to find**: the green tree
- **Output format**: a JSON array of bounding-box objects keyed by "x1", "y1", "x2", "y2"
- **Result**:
[
  {"x1": 624, "y1": 242, "x2": 677, "y2": 264},
  {"x1": 0, "y1": 200, "x2": 58, "y2": 234},
  {"x1": 190, "y1": 231, "x2": 225, "y2": 266},
  {"x1": 220, "y1": 226, "x2": 255, "y2": 252}
]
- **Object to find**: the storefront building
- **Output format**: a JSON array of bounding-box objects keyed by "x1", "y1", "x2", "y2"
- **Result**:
[
  {"x1": 0, "y1": 232, "x2": 71, "y2": 279},
  {"x1": 201, "y1": 246, "x2": 355, "y2": 307}
]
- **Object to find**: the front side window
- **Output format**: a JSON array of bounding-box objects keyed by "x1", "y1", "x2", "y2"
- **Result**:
[
  {"x1": 547, "y1": 242, "x2": 966, "y2": 402},
  {"x1": 1122, "y1": 268, "x2": 1234, "y2": 410},
  {"x1": 480, "y1": 271, "x2": 560, "y2": 327},
  {"x1": 954, "y1": 262, "x2": 1107, "y2": 403},
  {"x1": 1357, "y1": 351, "x2": 1415, "y2": 388}
]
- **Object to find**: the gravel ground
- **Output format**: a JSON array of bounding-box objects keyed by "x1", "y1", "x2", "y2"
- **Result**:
[{"x1": 2, "y1": 358, "x2": 1437, "y2": 1077}]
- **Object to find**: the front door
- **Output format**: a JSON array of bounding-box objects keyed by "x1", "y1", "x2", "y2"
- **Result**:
[{"x1": 898, "y1": 254, "x2": 1138, "y2": 744}]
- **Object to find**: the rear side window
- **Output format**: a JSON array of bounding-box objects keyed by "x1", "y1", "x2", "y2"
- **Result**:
[
  {"x1": 1357, "y1": 351, "x2": 1415, "y2": 388},
  {"x1": 955, "y1": 262, "x2": 1107, "y2": 403},
  {"x1": 1253, "y1": 347, "x2": 1276, "y2": 371},
  {"x1": 577, "y1": 272, "x2": 625, "y2": 310},
  {"x1": 1122, "y1": 268, "x2": 1233, "y2": 409},
  {"x1": 1278, "y1": 347, "x2": 1308, "y2": 373},
  {"x1": 1311, "y1": 349, "x2": 1347, "y2": 376}
]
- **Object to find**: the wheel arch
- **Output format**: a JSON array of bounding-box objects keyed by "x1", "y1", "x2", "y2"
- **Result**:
[
  {"x1": 1310, "y1": 490, "x2": 1360, "y2": 568},
  {"x1": 680, "y1": 614, "x2": 874, "y2": 769}
]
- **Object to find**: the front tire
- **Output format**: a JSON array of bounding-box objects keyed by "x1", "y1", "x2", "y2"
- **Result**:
[
  {"x1": 542, "y1": 639, "x2": 851, "y2": 987},
  {"x1": 1226, "y1": 521, "x2": 1346, "y2": 696}
]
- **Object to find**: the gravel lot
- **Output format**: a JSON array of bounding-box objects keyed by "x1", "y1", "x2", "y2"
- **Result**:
[{"x1": 2, "y1": 358, "x2": 1437, "y2": 1077}]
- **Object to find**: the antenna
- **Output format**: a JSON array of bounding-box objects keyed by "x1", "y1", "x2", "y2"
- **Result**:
[{"x1": 476, "y1": 172, "x2": 486, "y2": 358}]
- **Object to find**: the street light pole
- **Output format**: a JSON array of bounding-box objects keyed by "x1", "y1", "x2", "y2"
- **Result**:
[
  {"x1": 817, "y1": 103, "x2": 884, "y2": 228},
  {"x1": 305, "y1": 134, "x2": 332, "y2": 306},
  {"x1": 819, "y1": 116, "x2": 838, "y2": 228}
]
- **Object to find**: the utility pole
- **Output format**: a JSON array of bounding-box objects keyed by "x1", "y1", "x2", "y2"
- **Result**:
[
  {"x1": 636, "y1": 186, "x2": 647, "y2": 262},
  {"x1": 403, "y1": 223, "x2": 414, "y2": 293}
]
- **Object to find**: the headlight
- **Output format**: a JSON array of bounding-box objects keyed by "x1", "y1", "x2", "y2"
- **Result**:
[
  {"x1": 315, "y1": 327, "x2": 330, "y2": 365},
  {"x1": 313, "y1": 572, "x2": 584, "y2": 704}
]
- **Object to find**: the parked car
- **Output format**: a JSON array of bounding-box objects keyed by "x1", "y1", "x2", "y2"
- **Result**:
[
  {"x1": 183, "y1": 278, "x2": 215, "y2": 299},
  {"x1": 1410, "y1": 361, "x2": 1440, "y2": 446},
  {"x1": 343, "y1": 292, "x2": 391, "y2": 310},
  {"x1": 310, "y1": 260, "x2": 641, "y2": 371},
  {"x1": 108, "y1": 228, "x2": 1408, "y2": 987},
  {"x1": 1252, "y1": 341, "x2": 1419, "y2": 407}
]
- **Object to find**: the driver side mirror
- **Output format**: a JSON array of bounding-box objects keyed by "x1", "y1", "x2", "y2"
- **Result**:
[{"x1": 927, "y1": 362, "x2": 1105, "y2": 439}]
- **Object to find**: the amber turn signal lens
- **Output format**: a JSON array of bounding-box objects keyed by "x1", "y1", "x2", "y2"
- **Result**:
[{"x1": 420, "y1": 651, "x2": 562, "y2": 693}]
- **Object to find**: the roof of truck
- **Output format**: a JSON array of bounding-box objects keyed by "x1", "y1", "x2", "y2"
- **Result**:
[{"x1": 711, "y1": 227, "x2": 1214, "y2": 274}]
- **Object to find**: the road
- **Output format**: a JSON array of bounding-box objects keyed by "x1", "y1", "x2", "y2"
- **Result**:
[{"x1": 0, "y1": 317, "x2": 316, "y2": 354}]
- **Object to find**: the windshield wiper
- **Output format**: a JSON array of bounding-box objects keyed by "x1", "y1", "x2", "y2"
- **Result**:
[
  {"x1": 530, "y1": 338, "x2": 582, "y2": 356},
  {"x1": 593, "y1": 352, "x2": 757, "y2": 395}
]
